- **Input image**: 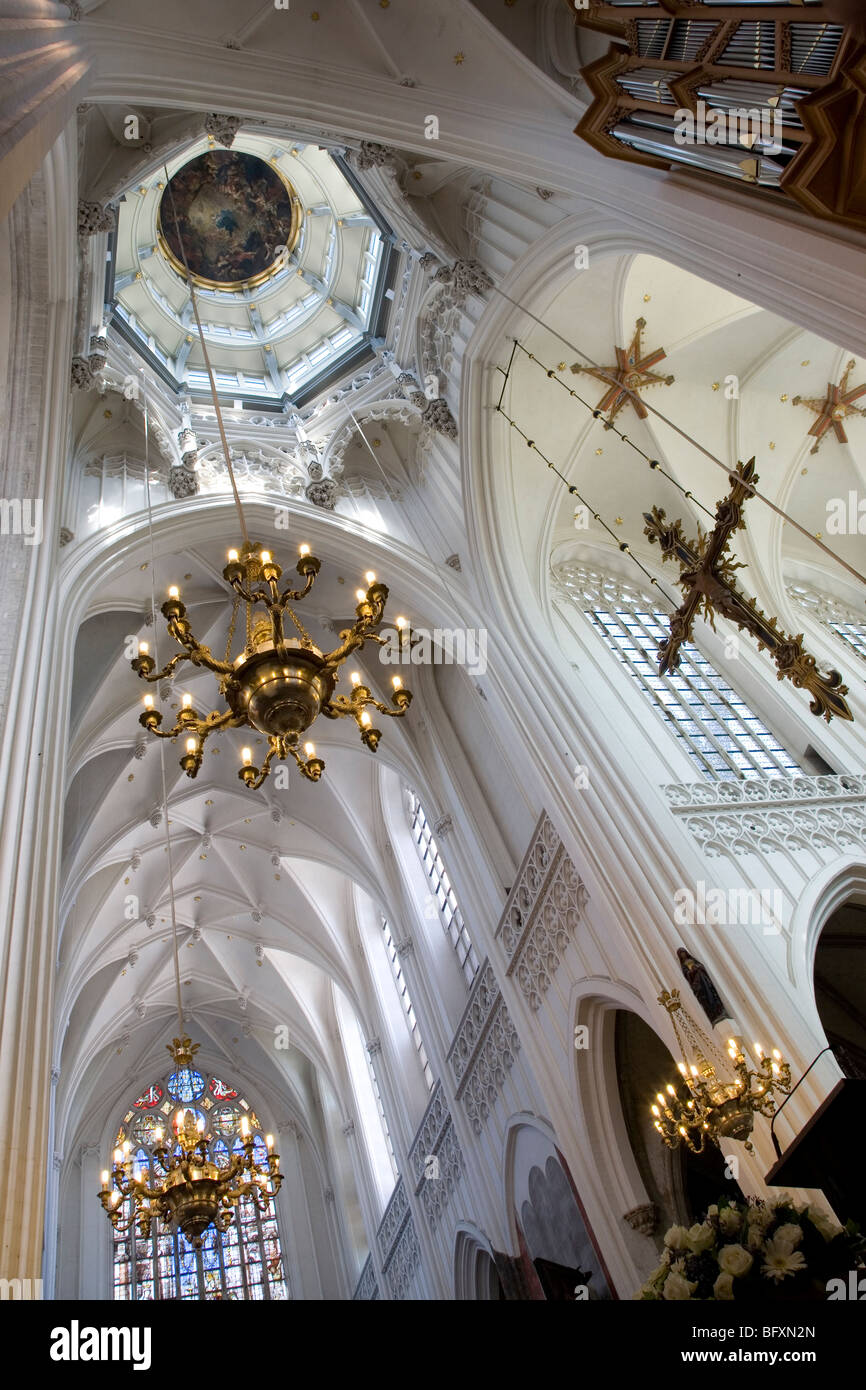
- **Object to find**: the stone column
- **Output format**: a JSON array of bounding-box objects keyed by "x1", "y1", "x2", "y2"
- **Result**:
[
  {"x1": 0, "y1": 125, "x2": 77, "y2": 1281},
  {"x1": 276, "y1": 1119, "x2": 322, "y2": 1299},
  {"x1": 0, "y1": 3, "x2": 91, "y2": 222}
]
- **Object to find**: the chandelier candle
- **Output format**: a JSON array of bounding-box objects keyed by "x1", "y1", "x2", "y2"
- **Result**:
[{"x1": 131, "y1": 542, "x2": 413, "y2": 787}]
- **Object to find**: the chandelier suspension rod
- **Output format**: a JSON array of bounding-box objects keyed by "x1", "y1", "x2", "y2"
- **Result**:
[
  {"x1": 162, "y1": 165, "x2": 250, "y2": 551},
  {"x1": 141, "y1": 370, "x2": 186, "y2": 1033},
  {"x1": 512, "y1": 341, "x2": 720, "y2": 525},
  {"x1": 491, "y1": 284, "x2": 866, "y2": 591},
  {"x1": 496, "y1": 403, "x2": 681, "y2": 610}
]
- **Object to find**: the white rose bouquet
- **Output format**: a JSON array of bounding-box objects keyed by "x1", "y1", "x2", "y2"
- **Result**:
[{"x1": 637, "y1": 1195, "x2": 861, "y2": 1300}]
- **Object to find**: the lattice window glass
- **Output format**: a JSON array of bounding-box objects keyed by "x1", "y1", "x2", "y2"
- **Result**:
[
  {"x1": 366, "y1": 1050, "x2": 398, "y2": 1178},
  {"x1": 555, "y1": 563, "x2": 801, "y2": 781},
  {"x1": 787, "y1": 582, "x2": 866, "y2": 665},
  {"x1": 110, "y1": 1070, "x2": 288, "y2": 1301},
  {"x1": 382, "y1": 917, "x2": 434, "y2": 1090},
  {"x1": 409, "y1": 793, "x2": 479, "y2": 986}
]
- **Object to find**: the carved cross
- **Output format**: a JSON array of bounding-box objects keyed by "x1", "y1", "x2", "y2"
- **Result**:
[
  {"x1": 792, "y1": 359, "x2": 866, "y2": 454},
  {"x1": 571, "y1": 317, "x2": 674, "y2": 428},
  {"x1": 643, "y1": 459, "x2": 853, "y2": 722}
]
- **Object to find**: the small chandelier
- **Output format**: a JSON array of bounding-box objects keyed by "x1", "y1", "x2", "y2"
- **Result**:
[
  {"x1": 650, "y1": 989, "x2": 791, "y2": 1154},
  {"x1": 132, "y1": 542, "x2": 412, "y2": 787},
  {"x1": 98, "y1": 1036, "x2": 282, "y2": 1248}
]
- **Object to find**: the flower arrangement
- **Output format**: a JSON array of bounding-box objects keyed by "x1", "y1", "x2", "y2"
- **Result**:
[{"x1": 637, "y1": 1195, "x2": 862, "y2": 1300}]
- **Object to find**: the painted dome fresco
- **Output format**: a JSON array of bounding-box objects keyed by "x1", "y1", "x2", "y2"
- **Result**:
[{"x1": 157, "y1": 151, "x2": 300, "y2": 290}]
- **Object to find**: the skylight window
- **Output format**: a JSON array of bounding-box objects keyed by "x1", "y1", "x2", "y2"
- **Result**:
[{"x1": 111, "y1": 139, "x2": 394, "y2": 404}]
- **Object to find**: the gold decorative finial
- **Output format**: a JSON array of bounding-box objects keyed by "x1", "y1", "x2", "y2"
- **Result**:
[{"x1": 167, "y1": 1035, "x2": 200, "y2": 1068}]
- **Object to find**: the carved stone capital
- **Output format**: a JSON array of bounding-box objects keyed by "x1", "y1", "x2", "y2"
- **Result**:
[
  {"x1": 433, "y1": 258, "x2": 493, "y2": 303},
  {"x1": 305, "y1": 477, "x2": 339, "y2": 510},
  {"x1": 204, "y1": 113, "x2": 243, "y2": 147},
  {"x1": 78, "y1": 199, "x2": 116, "y2": 237},
  {"x1": 624, "y1": 1203, "x2": 659, "y2": 1238},
  {"x1": 352, "y1": 140, "x2": 398, "y2": 172},
  {"x1": 421, "y1": 396, "x2": 457, "y2": 440},
  {"x1": 168, "y1": 464, "x2": 198, "y2": 499},
  {"x1": 432, "y1": 814, "x2": 453, "y2": 838},
  {"x1": 366, "y1": 1037, "x2": 382, "y2": 1057}
]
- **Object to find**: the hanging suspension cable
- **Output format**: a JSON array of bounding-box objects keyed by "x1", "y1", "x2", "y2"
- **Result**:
[
  {"x1": 141, "y1": 369, "x2": 185, "y2": 1034},
  {"x1": 490, "y1": 284, "x2": 866, "y2": 591},
  {"x1": 162, "y1": 164, "x2": 250, "y2": 551},
  {"x1": 495, "y1": 402, "x2": 681, "y2": 610}
]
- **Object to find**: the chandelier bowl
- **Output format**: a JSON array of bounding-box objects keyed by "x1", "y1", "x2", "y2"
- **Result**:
[
  {"x1": 163, "y1": 1166, "x2": 224, "y2": 1244},
  {"x1": 713, "y1": 1097, "x2": 755, "y2": 1142},
  {"x1": 227, "y1": 643, "x2": 335, "y2": 737}
]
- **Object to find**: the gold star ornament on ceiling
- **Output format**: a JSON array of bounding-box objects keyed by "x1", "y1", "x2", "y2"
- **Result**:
[
  {"x1": 571, "y1": 317, "x2": 674, "y2": 430},
  {"x1": 792, "y1": 359, "x2": 866, "y2": 455}
]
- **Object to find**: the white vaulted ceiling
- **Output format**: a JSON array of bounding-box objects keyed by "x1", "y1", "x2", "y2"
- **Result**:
[
  {"x1": 491, "y1": 253, "x2": 866, "y2": 612},
  {"x1": 54, "y1": 495, "x2": 476, "y2": 1179}
]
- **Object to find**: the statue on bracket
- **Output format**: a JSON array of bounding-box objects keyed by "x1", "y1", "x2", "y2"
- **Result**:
[{"x1": 676, "y1": 947, "x2": 727, "y2": 1027}]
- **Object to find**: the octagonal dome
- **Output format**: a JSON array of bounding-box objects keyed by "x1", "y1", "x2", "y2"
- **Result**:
[{"x1": 111, "y1": 132, "x2": 393, "y2": 408}]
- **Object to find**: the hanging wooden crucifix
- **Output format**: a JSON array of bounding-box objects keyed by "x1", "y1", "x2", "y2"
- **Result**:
[{"x1": 643, "y1": 458, "x2": 853, "y2": 722}]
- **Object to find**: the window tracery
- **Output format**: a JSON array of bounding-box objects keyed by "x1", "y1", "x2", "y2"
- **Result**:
[{"x1": 554, "y1": 562, "x2": 801, "y2": 780}]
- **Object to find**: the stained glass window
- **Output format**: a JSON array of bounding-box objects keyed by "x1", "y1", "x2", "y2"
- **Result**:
[
  {"x1": 210, "y1": 1077, "x2": 239, "y2": 1100},
  {"x1": 133, "y1": 1083, "x2": 163, "y2": 1109},
  {"x1": 166, "y1": 1067, "x2": 205, "y2": 1103},
  {"x1": 110, "y1": 1065, "x2": 288, "y2": 1301}
]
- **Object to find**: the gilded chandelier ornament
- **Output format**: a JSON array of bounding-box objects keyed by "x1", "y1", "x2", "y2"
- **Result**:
[
  {"x1": 132, "y1": 541, "x2": 412, "y2": 787},
  {"x1": 98, "y1": 1036, "x2": 282, "y2": 1248},
  {"x1": 651, "y1": 990, "x2": 791, "y2": 1155}
]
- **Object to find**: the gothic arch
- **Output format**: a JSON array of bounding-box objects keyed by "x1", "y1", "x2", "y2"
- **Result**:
[
  {"x1": 452, "y1": 1223, "x2": 502, "y2": 1301},
  {"x1": 502, "y1": 1113, "x2": 613, "y2": 1300}
]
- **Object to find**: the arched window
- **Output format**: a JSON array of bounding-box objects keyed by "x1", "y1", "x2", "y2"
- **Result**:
[
  {"x1": 382, "y1": 916, "x2": 435, "y2": 1090},
  {"x1": 787, "y1": 582, "x2": 866, "y2": 666},
  {"x1": 110, "y1": 1063, "x2": 288, "y2": 1301},
  {"x1": 554, "y1": 562, "x2": 802, "y2": 781},
  {"x1": 409, "y1": 792, "x2": 479, "y2": 985}
]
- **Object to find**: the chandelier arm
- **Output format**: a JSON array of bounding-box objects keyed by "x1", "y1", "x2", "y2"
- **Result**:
[
  {"x1": 144, "y1": 721, "x2": 194, "y2": 741},
  {"x1": 366, "y1": 697, "x2": 413, "y2": 719},
  {"x1": 246, "y1": 745, "x2": 277, "y2": 790},
  {"x1": 191, "y1": 709, "x2": 247, "y2": 740},
  {"x1": 228, "y1": 578, "x2": 265, "y2": 607},
  {"x1": 137, "y1": 652, "x2": 191, "y2": 683},
  {"x1": 321, "y1": 695, "x2": 362, "y2": 719},
  {"x1": 186, "y1": 649, "x2": 235, "y2": 678},
  {"x1": 278, "y1": 572, "x2": 317, "y2": 605},
  {"x1": 321, "y1": 631, "x2": 372, "y2": 668}
]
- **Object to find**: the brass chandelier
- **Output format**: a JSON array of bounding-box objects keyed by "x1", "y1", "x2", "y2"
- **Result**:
[
  {"x1": 650, "y1": 988, "x2": 791, "y2": 1154},
  {"x1": 132, "y1": 542, "x2": 412, "y2": 787},
  {"x1": 131, "y1": 176, "x2": 412, "y2": 788},
  {"x1": 99, "y1": 1036, "x2": 282, "y2": 1248}
]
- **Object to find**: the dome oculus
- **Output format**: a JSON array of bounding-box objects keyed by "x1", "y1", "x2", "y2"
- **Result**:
[{"x1": 157, "y1": 151, "x2": 301, "y2": 290}]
